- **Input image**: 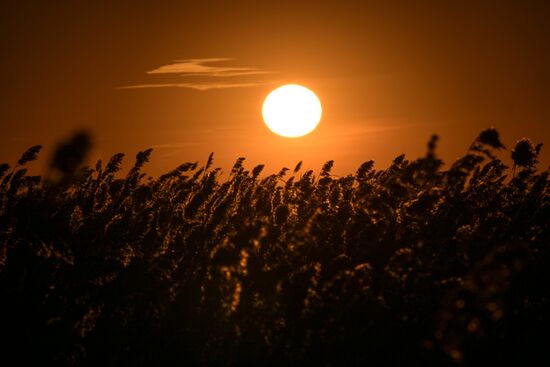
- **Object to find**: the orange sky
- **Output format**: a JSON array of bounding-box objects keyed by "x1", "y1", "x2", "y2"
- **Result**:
[{"x1": 1, "y1": 1, "x2": 549, "y2": 176}]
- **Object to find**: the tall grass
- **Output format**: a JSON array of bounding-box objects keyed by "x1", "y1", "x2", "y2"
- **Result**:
[{"x1": 0, "y1": 128, "x2": 548, "y2": 365}]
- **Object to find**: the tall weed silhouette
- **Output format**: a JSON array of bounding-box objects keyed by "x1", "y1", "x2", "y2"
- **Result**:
[{"x1": 0, "y1": 129, "x2": 548, "y2": 365}]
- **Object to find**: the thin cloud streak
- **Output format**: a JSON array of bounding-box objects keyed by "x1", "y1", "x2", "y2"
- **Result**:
[
  {"x1": 147, "y1": 58, "x2": 269, "y2": 77},
  {"x1": 172, "y1": 70, "x2": 271, "y2": 77},
  {"x1": 119, "y1": 81, "x2": 266, "y2": 91},
  {"x1": 121, "y1": 58, "x2": 272, "y2": 90},
  {"x1": 332, "y1": 123, "x2": 428, "y2": 139}
]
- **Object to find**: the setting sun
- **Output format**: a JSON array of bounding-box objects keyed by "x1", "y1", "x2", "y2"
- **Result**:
[{"x1": 262, "y1": 84, "x2": 322, "y2": 138}]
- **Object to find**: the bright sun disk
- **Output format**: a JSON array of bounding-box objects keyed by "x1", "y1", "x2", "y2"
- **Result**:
[{"x1": 262, "y1": 84, "x2": 322, "y2": 138}]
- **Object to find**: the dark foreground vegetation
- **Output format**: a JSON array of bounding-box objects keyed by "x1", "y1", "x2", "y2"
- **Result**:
[{"x1": 1, "y1": 129, "x2": 549, "y2": 365}]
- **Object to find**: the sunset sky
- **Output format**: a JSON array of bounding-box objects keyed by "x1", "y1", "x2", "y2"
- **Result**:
[{"x1": 2, "y1": 1, "x2": 549, "y2": 176}]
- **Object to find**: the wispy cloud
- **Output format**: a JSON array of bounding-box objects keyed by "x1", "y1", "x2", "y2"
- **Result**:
[
  {"x1": 121, "y1": 58, "x2": 272, "y2": 91},
  {"x1": 119, "y1": 82, "x2": 266, "y2": 91},
  {"x1": 147, "y1": 58, "x2": 269, "y2": 77}
]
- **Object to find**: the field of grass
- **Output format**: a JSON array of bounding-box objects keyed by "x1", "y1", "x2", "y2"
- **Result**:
[{"x1": 0, "y1": 129, "x2": 548, "y2": 365}]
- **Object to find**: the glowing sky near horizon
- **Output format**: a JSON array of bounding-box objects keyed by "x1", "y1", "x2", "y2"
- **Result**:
[{"x1": 1, "y1": 1, "x2": 549, "y2": 175}]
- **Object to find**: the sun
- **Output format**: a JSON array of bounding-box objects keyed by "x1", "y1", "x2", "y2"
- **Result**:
[{"x1": 262, "y1": 84, "x2": 322, "y2": 138}]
